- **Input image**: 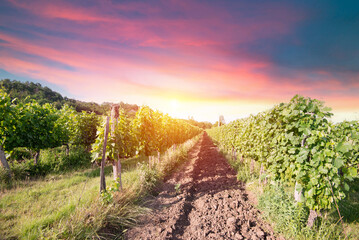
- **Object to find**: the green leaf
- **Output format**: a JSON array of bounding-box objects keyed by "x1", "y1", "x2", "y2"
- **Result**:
[
  {"x1": 336, "y1": 141, "x2": 353, "y2": 153},
  {"x1": 297, "y1": 148, "x2": 309, "y2": 163},
  {"x1": 322, "y1": 106, "x2": 332, "y2": 112},
  {"x1": 344, "y1": 183, "x2": 350, "y2": 191},
  {"x1": 333, "y1": 157, "x2": 344, "y2": 168},
  {"x1": 348, "y1": 167, "x2": 357, "y2": 177},
  {"x1": 295, "y1": 183, "x2": 303, "y2": 192},
  {"x1": 282, "y1": 109, "x2": 290, "y2": 116},
  {"x1": 319, "y1": 165, "x2": 328, "y2": 174},
  {"x1": 308, "y1": 188, "x2": 315, "y2": 197},
  {"x1": 351, "y1": 131, "x2": 359, "y2": 140},
  {"x1": 288, "y1": 148, "x2": 296, "y2": 154}
]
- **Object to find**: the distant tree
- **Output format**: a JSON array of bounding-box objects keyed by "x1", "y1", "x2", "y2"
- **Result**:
[{"x1": 183, "y1": 118, "x2": 213, "y2": 129}]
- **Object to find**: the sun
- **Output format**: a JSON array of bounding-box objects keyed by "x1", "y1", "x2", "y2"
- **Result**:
[{"x1": 170, "y1": 99, "x2": 179, "y2": 109}]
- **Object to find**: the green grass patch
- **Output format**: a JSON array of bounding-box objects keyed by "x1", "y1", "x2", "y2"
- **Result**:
[{"x1": 0, "y1": 136, "x2": 200, "y2": 239}]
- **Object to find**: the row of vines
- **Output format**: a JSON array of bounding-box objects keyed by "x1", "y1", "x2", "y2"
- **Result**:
[
  {"x1": 1, "y1": 88, "x2": 202, "y2": 187},
  {"x1": 92, "y1": 105, "x2": 202, "y2": 190},
  {"x1": 207, "y1": 95, "x2": 358, "y2": 223},
  {"x1": 0, "y1": 89, "x2": 98, "y2": 178}
]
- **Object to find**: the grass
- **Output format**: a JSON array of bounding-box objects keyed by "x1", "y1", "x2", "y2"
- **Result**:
[
  {"x1": 0, "y1": 145, "x2": 92, "y2": 192},
  {"x1": 214, "y1": 143, "x2": 359, "y2": 240},
  {"x1": 1, "y1": 166, "x2": 112, "y2": 239},
  {"x1": 333, "y1": 178, "x2": 359, "y2": 239},
  {"x1": 0, "y1": 136, "x2": 200, "y2": 239}
]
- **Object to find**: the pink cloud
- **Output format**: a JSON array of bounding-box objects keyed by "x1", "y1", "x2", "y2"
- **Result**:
[
  {"x1": 1, "y1": 0, "x2": 358, "y2": 119},
  {"x1": 9, "y1": 0, "x2": 110, "y2": 22}
]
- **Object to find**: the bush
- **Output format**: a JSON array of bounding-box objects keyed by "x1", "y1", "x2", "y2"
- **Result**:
[
  {"x1": 138, "y1": 163, "x2": 160, "y2": 193},
  {"x1": 8, "y1": 147, "x2": 33, "y2": 161},
  {"x1": 0, "y1": 145, "x2": 91, "y2": 184},
  {"x1": 40, "y1": 145, "x2": 91, "y2": 173},
  {"x1": 0, "y1": 167, "x2": 11, "y2": 184}
]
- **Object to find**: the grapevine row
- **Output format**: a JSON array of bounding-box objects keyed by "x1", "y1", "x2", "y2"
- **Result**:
[
  {"x1": 91, "y1": 105, "x2": 203, "y2": 186},
  {"x1": 0, "y1": 89, "x2": 99, "y2": 177},
  {"x1": 207, "y1": 95, "x2": 358, "y2": 214}
]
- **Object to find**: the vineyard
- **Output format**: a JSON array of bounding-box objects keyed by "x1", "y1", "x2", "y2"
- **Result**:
[
  {"x1": 0, "y1": 88, "x2": 203, "y2": 239},
  {"x1": 207, "y1": 95, "x2": 359, "y2": 237},
  {"x1": 0, "y1": 89, "x2": 202, "y2": 182},
  {"x1": 1, "y1": 88, "x2": 359, "y2": 239},
  {"x1": 92, "y1": 104, "x2": 203, "y2": 192}
]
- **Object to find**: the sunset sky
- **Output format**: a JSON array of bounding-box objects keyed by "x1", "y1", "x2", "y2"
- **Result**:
[{"x1": 0, "y1": 0, "x2": 358, "y2": 123}]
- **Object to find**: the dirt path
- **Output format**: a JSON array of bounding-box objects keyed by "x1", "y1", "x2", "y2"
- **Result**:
[{"x1": 125, "y1": 132, "x2": 279, "y2": 240}]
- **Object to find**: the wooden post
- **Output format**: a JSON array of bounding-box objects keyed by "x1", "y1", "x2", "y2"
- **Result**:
[
  {"x1": 260, "y1": 163, "x2": 264, "y2": 174},
  {"x1": 34, "y1": 151, "x2": 40, "y2": 165},
  {"x1": 100, "y1": 116, "x2": 110, "y2": 193},
  {"x1": 0, "y1": 145, "x2": 11, "y2": 179},
  {"x1": 259, "y1": 163, "x2": 267, "y2": 185},
  {"x1": 250, "y1": 159, "x2": 255, "y2": 174},
  {"x1": 110, "y1": 104, "x2": 120, "y2": 181},
  {"x1": 307, "y1": 210, "x2": 321, "y2": 228},
  {"x1": 118, "y1": 154, "x2": 122, "y2": 190}
]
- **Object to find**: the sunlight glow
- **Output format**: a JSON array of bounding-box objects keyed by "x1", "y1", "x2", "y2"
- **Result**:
[{"x1": 170, "y1": 99, "x2": 179, "y2": 110}]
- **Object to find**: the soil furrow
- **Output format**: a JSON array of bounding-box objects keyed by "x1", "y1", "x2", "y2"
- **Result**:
[
  {"x1": 169, "y1": 186, "x2": 195, "y2": 239},
  {"x1": 125, "y1": 133, "x2": 280, "y2": 240}
]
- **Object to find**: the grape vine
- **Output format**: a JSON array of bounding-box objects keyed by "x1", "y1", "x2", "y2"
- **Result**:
[{"x1": 207, "y1": 95, "x2": 358, "y2": 213}]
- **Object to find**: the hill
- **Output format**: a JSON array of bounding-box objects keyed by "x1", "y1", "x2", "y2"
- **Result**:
[
  {"x1": 0, "y1": 79, "x2": 138, "y2": 115},
  {"x1": 0, "y1": 79, "x2": 212, "y2": 128}
]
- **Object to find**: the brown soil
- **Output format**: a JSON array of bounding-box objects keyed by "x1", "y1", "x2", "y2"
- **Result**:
[{"x1": 125, "y1": 132, "x2": 281, "y2": 240}]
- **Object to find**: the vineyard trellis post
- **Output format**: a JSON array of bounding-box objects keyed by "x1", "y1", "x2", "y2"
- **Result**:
[
  {"x1": 250, "y1": 159, "x2": 255, "y2": 174},
  {"x1": 0, "y1": 145, "x2": 11, "y2": 179},
  {"x1": 100, "y1": 116, "x2": 110, "y2": 193},
  {"x1": 110, "y1": 104, "x2": 120, "y2": 181},
  {"x1": 34, "y1": 151, "x2": 40, "y2": 165}
]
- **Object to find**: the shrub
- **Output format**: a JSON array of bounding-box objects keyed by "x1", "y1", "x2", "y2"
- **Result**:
[{"x1": 0, "y1": 145, "x2": 91, "y2": 185}]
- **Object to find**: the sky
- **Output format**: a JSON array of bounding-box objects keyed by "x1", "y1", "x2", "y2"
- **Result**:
[{"x1": 0, "y1": 0, "x2": 359, "y2": 123}]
